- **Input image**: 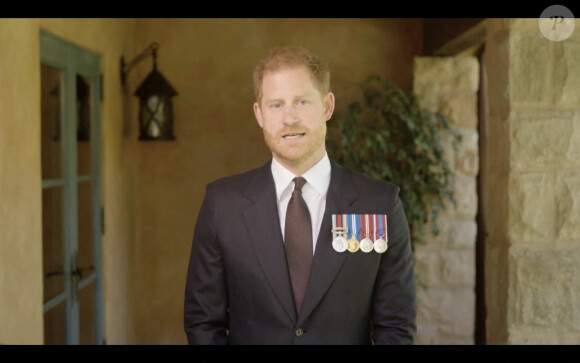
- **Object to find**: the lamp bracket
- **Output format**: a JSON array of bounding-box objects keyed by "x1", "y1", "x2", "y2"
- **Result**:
[{"x1": 121, "y1": 42, "x2": 159, "y2": 86}]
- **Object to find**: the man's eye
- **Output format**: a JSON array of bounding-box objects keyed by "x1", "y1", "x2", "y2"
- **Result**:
[{"x1": 271, "y1": 103, "x2": 282, "y2": 109}]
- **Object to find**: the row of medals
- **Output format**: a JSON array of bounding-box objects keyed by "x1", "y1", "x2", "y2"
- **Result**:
[{"x1": 331, "y1": 227, "x2": 388, "y2": 254}]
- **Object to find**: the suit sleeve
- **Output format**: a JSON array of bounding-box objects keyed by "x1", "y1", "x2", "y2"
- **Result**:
[
  {"x1": 371, "y1": 192, "x2": 417, "y2": 344},
  {"x1": 184, "y1": 184, "x2": 229, "y2": 344}
]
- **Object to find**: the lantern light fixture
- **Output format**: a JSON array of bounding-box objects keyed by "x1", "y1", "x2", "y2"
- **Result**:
[{"x1": 121, "y1": 42, "x2": 177, "y2": 141}]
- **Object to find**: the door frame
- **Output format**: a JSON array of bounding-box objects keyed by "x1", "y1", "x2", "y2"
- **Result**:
[{"x1": 40, "y1": 29, "x2": 104, "y2": 345}]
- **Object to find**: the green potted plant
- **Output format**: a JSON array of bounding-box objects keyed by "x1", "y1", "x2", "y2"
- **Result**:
[{"x1": 327, "y1": 74, "x2": 462, "y2": 250}]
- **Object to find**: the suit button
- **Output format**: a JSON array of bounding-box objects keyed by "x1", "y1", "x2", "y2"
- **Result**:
[{"x1": 295, "y1": 328, "x2": 304, "y2": 337}]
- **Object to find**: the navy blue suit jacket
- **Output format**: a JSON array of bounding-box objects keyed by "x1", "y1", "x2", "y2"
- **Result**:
[{"x1": 184, "y1": 159, "x2": 416, "y2": 344}]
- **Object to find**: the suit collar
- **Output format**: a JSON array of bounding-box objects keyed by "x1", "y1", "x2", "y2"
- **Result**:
[
  {"x1": 242, "y1": 160, "x2": 274, "y2": 203},
  {"x1": 242, "y1": 161, "x2": 297, "y2": 321}
]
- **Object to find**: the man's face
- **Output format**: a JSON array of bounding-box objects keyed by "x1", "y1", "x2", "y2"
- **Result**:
[{"x1": 253, "y1": 66, "x2": 335, "y2": 175}]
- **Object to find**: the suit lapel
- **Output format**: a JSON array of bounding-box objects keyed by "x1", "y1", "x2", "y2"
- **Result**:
[
  {"x1": 242, "y1": 161, "x2": 297, "y2": 322},
  {"x1": 298, "y1": 161, "x2": 359, "y2": 325}
]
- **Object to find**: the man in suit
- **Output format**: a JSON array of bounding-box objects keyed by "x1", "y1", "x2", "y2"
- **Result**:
[{"x1": 184, "y1": 45, "x2": 416, "y2": 344}]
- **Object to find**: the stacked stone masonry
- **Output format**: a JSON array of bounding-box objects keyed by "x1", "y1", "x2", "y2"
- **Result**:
[
  {"x1": 413, "y1": 55, "x2": 479, "y2": 344},
  {"x1": 506, "y1": 18, "x2": 580, "y2": 344}
]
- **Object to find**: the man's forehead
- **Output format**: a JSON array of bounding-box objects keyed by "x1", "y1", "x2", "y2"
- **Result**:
[
  {"x1": 262, "y1": 66, "x2": 311, "y2": 80},
  {"x1": 262, "y1": 68, "x2": 316, "y2": 89}
]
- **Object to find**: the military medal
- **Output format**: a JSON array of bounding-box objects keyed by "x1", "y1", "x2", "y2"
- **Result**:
[
  {"x1": 333, "y1": 236, "x2": 348, "y2": 253},
  {"x1": 347, "y1": 237, "x2": 359, "y2": 253},
  {"x1": 374, "y1": 214, "x2": 388, "y2": 254},
  {"x1": 374, "y1": 238, "x2": 388, "y2": 253},
  {"x1": 359, "y1": 214, "x2": 374, "y2": 253},
  {"x1": 331, "y1": 214, "x2": 347, "y2": 253},
  {"x1": 347, "y1": 214, "x2": 360, "y2": 253},
  {"x1": 332, "y1": 236, "x2": 348, "y2": 252}
]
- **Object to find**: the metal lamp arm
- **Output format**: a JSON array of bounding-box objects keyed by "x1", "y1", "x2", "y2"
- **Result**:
[{"x1": 121, "y1": 42, "x2": 159, "y2": 85}]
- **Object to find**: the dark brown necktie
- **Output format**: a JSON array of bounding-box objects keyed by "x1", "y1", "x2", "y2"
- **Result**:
[{"x1": 284, "y1": 176, "x2": 313, "y2": 315}]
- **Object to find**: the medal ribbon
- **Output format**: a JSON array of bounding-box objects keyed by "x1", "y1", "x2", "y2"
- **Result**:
[
  {"x1": 373, "y1": 214, "x2": 378, "y2": 241},
  {"x1": 383, "y1": 214, "x2": 388, "y2": 242},
  {"x1": 378, "y1": 214, "x2": 384, "y2": 239},
  {"x1": 332, "y1": 214, "x2": 340, "y2": 239},
  {"x1": 367, "y1": 214, "x2": 371, "y2": 238},
  {"x1": 347, "y1": 214, "x2": 352, "y2": 239},
  {"x1": 360, "y1": 214, "x2": 367, "y2": 238}
]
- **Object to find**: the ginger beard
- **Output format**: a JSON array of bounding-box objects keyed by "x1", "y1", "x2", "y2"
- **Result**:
[{"x1": 264, "y1": 117, "x2": 327, "y2": 168}]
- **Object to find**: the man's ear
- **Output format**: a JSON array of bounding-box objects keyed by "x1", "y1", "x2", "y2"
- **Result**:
[
  {"x1": 253, "y1": 102, "x2": 264, "y2": 128},
  {"x1": 324, "y1": 92, "x2": 335, "y2": 121}
]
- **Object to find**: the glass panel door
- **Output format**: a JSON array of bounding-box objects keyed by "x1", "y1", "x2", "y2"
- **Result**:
[
  {"x1": 41, "y1": 63, "x2": 67, "y2": 345},
  {"x1": 40, "y1": 30, "x2": 103, "y2": 345}
]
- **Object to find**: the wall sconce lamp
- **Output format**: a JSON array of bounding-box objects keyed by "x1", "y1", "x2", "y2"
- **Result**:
[{"x1": 121, "y1": 42, "x2": 178, "y2": 141}]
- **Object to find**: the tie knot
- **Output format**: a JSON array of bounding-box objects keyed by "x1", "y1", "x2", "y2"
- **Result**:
[{"x1": 293, "y1": 177, "x2": 307, "y2": 191}]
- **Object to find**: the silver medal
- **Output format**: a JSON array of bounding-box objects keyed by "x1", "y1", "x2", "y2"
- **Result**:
[
  {"x1": 332, "y1": 236, "x2": 348, "y2": 253},
  {"x1": 360, "y1": 237, "x2": 374, "y2": 253},
  {"x1": 374, "y1": 237, "x2": 388, "y2": 254}
]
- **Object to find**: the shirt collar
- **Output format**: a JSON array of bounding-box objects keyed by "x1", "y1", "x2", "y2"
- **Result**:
[{"x1": 271, "y1": 153, "x2": 331, "y2": 200}]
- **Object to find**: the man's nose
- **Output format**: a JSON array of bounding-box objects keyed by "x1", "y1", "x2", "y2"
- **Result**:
[{"x1": 283, "y1": 105, "x2": 298, "y2": 124}]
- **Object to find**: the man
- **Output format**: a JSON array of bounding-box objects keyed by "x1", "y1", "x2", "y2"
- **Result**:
[{"x1": 184, "y1": 45, "x2": 416, "y2": 344}]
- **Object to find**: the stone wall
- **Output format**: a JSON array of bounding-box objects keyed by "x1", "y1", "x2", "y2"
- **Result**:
[
  {"x1": 501, "y1": 19, "x2": 580, "y2": 344},
  {"x1": 413, "y1": 18, "x2": 580, "y2": 345},
  {"x1": 413, "y1": 56, "x2": 480, "y2": 344}
]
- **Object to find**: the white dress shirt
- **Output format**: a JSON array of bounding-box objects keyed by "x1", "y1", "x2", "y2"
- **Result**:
[{"x1": 271, "y1": 153, "x2": 331, "y2": 255}]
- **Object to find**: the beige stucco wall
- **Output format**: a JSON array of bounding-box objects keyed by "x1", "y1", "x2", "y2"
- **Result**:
[
  {"x1": 0, "y1": 18, "x2": 422, "y2": 344},
  {"x1": 0, "y1": 19, "x2": 44, "y2": 344}
]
